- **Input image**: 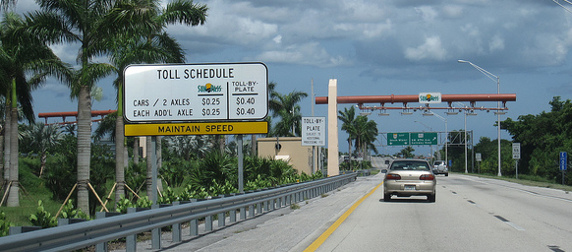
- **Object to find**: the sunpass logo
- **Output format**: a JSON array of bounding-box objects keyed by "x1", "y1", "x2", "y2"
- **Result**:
[{"x1": 198, "y1": 83, "x2": 222, "y2": 93}]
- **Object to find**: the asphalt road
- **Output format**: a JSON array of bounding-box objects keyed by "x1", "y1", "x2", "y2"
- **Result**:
[
  {"x1": 120, "y1": 160, "x2": 572, "y2": 252},
  {"x1": 316, "y1": 174, "x2": 572, "y2": 252}
]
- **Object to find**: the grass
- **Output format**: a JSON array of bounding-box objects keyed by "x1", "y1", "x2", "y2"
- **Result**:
[
  {"x1": 461, "y1": 172, "x2": 572, "y2": 192},
  {"x1": 0, "y1": 181, "x2": 61, "y2": 226}
]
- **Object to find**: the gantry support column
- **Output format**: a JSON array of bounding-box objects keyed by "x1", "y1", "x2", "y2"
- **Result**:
[{"x1": 327, "y1": 79, "x2": 339, "y2": 176}]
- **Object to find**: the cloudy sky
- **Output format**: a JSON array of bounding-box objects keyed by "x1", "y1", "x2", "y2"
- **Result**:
[{"x1": 13, "y1": 0, "x2": 572, "y2": 155}]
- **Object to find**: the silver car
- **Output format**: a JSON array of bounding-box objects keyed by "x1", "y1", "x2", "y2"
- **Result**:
[
  {"x1": 432, "y1": 160, "x2": 448, "y2": 176},
  {"x1": 383, "y1": 159, "x2": 436, "y2": 202}
]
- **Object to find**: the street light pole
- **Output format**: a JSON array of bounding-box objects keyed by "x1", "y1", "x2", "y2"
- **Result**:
[{"x1": 458, "y1": 60, "x2": 502, "y2": 177}]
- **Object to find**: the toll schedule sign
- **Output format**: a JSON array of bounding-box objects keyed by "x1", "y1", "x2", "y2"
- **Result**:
[{"x1": 124, "y1": 63, "x2": 268, "y2": 122}]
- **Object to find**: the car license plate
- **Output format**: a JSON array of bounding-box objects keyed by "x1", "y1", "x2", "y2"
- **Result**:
[{"x1": 404, "y1": 185, "x2": 416, "y2": 191}]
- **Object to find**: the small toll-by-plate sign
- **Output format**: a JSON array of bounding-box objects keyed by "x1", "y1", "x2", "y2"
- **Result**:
[{"x1": 301, "y1": 116, "x2": 325, "y2": 146}]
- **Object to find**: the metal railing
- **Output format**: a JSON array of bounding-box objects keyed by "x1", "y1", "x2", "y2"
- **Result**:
[{"x1": 0, "y1": 173, "x2": 357, "y2": 252}]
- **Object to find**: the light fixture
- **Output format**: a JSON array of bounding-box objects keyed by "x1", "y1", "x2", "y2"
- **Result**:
[
  {"x1": 467, "y1": 110, "x2": 478, "y2": 116},
  {"x1": 422, "y1": 111, "x2": 434, "y2": 116},
  {"x1": 401, "y1": 111, "x2": 413, "y2": 115},
  {"x1": 360, "y1": 111, "x2": 372, "y2": 116},
  {"x1": 494, "y1": 111, "x2": 507, "y2": 115},
  {"x1": 446, "y1": 111, "x2": 458, "y2": 115}
]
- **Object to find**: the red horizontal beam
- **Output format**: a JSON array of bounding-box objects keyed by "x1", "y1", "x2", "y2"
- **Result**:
[
  {"x1": 38, "y1": 110, "x2": 117, "y2": 118},
  {"x1": 315, "y1": 94, "x2": 516, "y2": 104}
]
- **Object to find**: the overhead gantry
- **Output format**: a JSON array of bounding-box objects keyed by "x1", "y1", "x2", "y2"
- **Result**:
[
  {"x1": 38, "y1": 110, "x2": 117, "y2": 125},
  {"x1": 315, "y1": 93, "x2": 516, "y2": 114},
  {"x1": 315, "y1": 79, "x2": 517, "y2": 177}
]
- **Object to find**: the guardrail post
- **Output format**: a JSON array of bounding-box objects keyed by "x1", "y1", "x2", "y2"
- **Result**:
[
  {"x1": 230, "y1": 208, "x2": 237, "y2": 222},
  {"x1": 172, "y1": 202, "x2": 181, "y2": 243},
  {"x1": 217, "y1": 195, "x2": 226, "y2": 227},
  {"x1": 95, "y1": 212, "x2": 112, "y2": 252},
  {"x1": 8, "y1": 226, "x2": 41, "y2": 235},
  {"x1": 205, "y1": 215, "x2": 213, "y2": 231},
  {"x1": 190, "y1": 199, "x2": 198, "y2": 236},
  {"x1": 257, "y1": 202, "x2": 262, "y2": 214},
  {"x1": 249, "y1": 204, "x2": 255, "y2": 217},
  {"x1": 230, "y1": 194, "x2": 237, "y2": 222},
  {"x1": 240, "y1": 206, "x2": 247, "y2": 220},
  {"x1": 126, "y1": 208, "x2": 137, "y2": 252},
  {"x1": 151, "y1": 205, "x2": 161, "y2": 249}
]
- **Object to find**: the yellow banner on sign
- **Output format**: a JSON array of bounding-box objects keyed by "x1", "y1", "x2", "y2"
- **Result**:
[{"x1": 125, "y1": 121, "x2": 268, "y2": 136}]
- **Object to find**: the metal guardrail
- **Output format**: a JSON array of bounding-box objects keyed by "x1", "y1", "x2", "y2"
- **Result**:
[{"x1": 0, "y1": 173, "x2": 357, "y2": 252}]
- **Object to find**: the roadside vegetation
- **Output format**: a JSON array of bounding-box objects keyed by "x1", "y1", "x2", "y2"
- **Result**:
[{"x1": 430, "y1": 96, "x2": 572, "y2": 186}]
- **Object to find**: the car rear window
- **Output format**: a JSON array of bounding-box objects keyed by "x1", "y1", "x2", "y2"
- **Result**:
[{"x1": 390, "y1": 161, "x2": 430, "y2": 170}]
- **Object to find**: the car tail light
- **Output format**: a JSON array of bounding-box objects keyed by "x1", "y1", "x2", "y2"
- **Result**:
[
  {"x1": 420, "y1": 174, "x2": 435, "y2": 180},
  {"x1": 386, "y1": 174, "x2": 401, "y2": 180}
]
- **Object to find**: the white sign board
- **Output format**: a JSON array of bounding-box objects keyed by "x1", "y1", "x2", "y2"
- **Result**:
[
  {"x1": 124, "y1": 63, "x2": 268, "y2": 122},
  {"x1": 476, "y1": 153, "x2": 482, "y2": 162},
  {"x1": 419, "y1": 92, "x2": 442, "y2": 104},
  {"x1": 512, "y1": 143, "x2": 521, "y2": 159},
  {"x1": 302, "y1": 116, "x2": 326, "y2": 146}
]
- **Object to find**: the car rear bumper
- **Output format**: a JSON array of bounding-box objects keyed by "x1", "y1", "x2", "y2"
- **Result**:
[{"x1": 384, "y1": 181, "x2": 435, "y2": 196}]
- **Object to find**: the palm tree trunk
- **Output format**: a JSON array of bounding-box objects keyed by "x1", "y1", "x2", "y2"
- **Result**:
[
  {"x1": 0, "y1": 134, "x2": 4, "y2": 187},
  {"x1": 3, "y1": 102, "x2": 10, "y2": 183},
  {"x1": 348, "y1": 138, "x2": 352, "y2": 170},
  {"x1": 7, "y1": 107, "x2": 19, "y2": 207},
  {"x1": 39, "y1": 151, "x2": 47, "y2": 177},
  {"x1": 77, "y1": 85, "x2": 92, "y2": 214},
  {"x1": 115, "y1": 116, "x2": 125, "y2": 205}
]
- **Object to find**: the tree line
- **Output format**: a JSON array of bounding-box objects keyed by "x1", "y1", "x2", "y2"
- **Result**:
[{"x1": 437, "y1": 96, "x2": 572, "y2": 185}]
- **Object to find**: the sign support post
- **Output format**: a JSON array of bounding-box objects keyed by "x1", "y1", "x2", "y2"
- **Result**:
[
  {"x1": 238, "y1": 135, "x2": 244, "y2": 193},
  {"x1": 560, "y1": 152, "x2": 567, "y2": 185}
]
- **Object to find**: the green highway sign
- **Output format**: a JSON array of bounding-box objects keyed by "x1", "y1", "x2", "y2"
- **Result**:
[
  {"x1": 387, "y1": 133, "x2": 410, "y2": 146},
  {"x1": 387, "y1": 132, "x2": 438, "y2": 146},
  {"x1": 410, "y1": 132, "x2": 438, "y2": 145}
]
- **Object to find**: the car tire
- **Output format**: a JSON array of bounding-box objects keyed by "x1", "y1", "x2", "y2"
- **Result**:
[
  {"x1": 445, "y1": 173, "x2": 448, "y2": 177},
  {"x1": 384, "y1": 193, "x2": 391, "y2": 202},
  {"x1": 427, "y1": 194, "x2": 436, "y2": 202}
]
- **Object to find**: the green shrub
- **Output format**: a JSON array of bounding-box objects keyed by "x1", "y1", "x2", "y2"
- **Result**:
[
  {"x1": 29, "y1": 200, "x2": 57, "y2": 228},
  {"x1": 58, "y1": 200, "x2": 89, "y2": 220},
  {"x1": 0, "y1": 212, "x2": 12, "y2": 237}
]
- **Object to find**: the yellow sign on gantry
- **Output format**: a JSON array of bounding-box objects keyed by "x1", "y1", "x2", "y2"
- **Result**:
[{"x1": 125, "y1": 121, "x2": 268, "y2": 136}]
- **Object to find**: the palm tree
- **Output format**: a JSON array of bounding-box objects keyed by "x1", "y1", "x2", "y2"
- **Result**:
[
  {"x1": 25, "y1": 0, "x2": 154, "y2": 213},
  {"x1": 0, "y1": 12, "x2": 70, "y2": 206},
  {"x1": 353, "y1": 115, "x2": 378, "y2": 159},
  {"x1": 104, "y1": 0, "x2": 206, "y2": 202},
  {"x1": 338, "y1": 106, "x2": 357, "y2": 169},
  {"x1": 20, "y1": 123, "x2": 63, "y2": 177},
  {"x1": 268, "y1": 90, "x2": 308, "y2": 137}
]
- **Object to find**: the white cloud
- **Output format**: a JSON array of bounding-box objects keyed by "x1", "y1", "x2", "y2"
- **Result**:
[
  {"x1": 442, "y1": 5, "x2": 464, "y2": 18},
  {"x1": 489, "y1": 35, "x2": 505, "y2": 52},
  {"x1": 415, "y1": 6, "x2": 438, "y2": 22},
  {"x1": 404, "y1": 36, "x2": 447, "y2": 61},
  {"x1": 256, "y1": 42, "x2": 350, "y2": 67}
]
